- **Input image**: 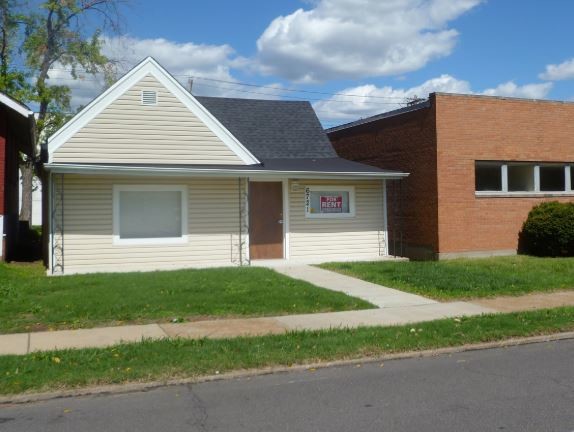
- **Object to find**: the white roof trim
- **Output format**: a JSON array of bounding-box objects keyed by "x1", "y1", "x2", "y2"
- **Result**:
[
  {"x1": 47, "y1": 57, "x2": 260, "y2": 165},
  {"x1": 44, "y1": 162, "x2": 409, "y2": 180},
  {"x1": 0, "y1": 93, "x2": 33, "y2": 118}
]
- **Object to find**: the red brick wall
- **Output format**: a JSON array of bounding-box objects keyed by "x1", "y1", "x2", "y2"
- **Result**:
[
  {"x1": 435, "y1": 93, "x2": 574, "y2": 255},
  {"x1": 329, "y1": 104, "x2": 439, "y2": 258}
]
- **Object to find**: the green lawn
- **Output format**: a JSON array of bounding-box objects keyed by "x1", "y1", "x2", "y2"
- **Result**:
[
  {"x1": 0, "y1": 263, "x2": 373, "y2": 334},
  {"x1": 1, "y1": 307, "x2": 573, "y2": 395},
  {"x1": 319, "y1": 256, "x2": 574, "y2": 300}
]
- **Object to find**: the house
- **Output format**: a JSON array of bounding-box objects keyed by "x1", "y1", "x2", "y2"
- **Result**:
[
  {"x1": 328, "y1": 92, "x2": 574, "y2": 260},
  {"x1": 0, "y1": 93, "x2": 35, "y2": 261},
  {"x1": 43, "y1": 57, "x2": 407, "y2": 275}
]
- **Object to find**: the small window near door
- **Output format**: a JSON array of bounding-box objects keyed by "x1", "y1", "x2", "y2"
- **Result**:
[
  {"x1": 113, "y1": 185, "x2": 187, "y2": 244},
  {"x1": 305, "y1": 186, "x2": 355, "y2": 218}
]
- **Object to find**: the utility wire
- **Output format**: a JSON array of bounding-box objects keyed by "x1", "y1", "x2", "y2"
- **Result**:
[
  {"x1": 196, "y1": 82, "x2": 405, "y2": 106},
  {"x1": 39, "y1": 66, "x2": 411, "y2": 101}
]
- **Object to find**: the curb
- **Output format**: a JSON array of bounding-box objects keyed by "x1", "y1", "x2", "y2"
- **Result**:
[{"x1": 2, "y1": 331, "x2": 574, "y2": 405}]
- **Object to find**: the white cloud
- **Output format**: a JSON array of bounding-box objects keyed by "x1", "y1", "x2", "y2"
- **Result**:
[
  {"x1": 45, "y1": 66, "x2": 109, "y2": 109},
  {"x1": 482, "y1": 81, "x2": 553, "y2": 99},
  {"x1": 102, "y1": 36, "x2": 240, "y2": 84},
  {"x1": 256, "y1": 0, "x2": 482, "y2": 82},
  {"x1": 315, "y1": 74, "x2": 470, "y2": 121},
  {"x1": 315, "y1": 75, "x2": 553, "y2": 124},
  {"x1": 539, "y1": 58, "x2": 574, "y2": 81},
  {"x1": 49, "y1": 35, "x2": 258, "y2": 108}
]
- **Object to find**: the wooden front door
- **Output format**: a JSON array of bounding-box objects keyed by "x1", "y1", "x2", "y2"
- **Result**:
[{"x1": 249, "y1": 182, "x2": 284, "y2": 260}]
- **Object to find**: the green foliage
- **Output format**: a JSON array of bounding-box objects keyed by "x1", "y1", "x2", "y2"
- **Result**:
[
  {"x1": 22, "y1": 1, "x2": 120, "y2": 137},
  {"x1": 519, "y1": 202, "x2": 574, "y2": 257},
  {"x1": 0, "y1": 0, "x2": 32, "y2": 100}
]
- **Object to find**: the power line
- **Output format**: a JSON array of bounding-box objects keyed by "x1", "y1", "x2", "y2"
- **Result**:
[
  {"x1": 38, "y1": 73, "x2": 408, "y2": 106},
  {"x1": 195, "y1": 82, "x2": 404, "y2": 106},
  {"x1": 183, "y1": 75, "x2": 408, "y2": 100},
  {"x1": 40, "y1": 66, "x2": 411, "y2": 101}
]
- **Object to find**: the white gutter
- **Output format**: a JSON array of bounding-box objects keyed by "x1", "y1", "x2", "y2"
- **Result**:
[{"x1": 44, "y1": 163, "x2": 409, "y2": 180}]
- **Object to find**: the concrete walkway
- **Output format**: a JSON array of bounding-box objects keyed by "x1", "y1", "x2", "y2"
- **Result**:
[{"x1": 272, "y1": 265, "x2": 436, "y2": 308}]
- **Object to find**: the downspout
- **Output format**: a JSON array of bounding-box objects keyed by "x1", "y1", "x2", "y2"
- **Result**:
[
  {"x1": 238, "y1": 177, "x2": 242, "y2": 266},
  {"x1": 382, "y1": 179, "x2": 388, "y2": 256}
]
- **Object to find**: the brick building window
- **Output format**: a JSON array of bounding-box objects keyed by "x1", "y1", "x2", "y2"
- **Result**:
[
  {"x1": 540, "y1": 165, "x2": 566, "y2": 192},
  {"x1": 507, "y1": 164, "x2": 535, "y2": 192},
  {"x1": 475, "y1": 162, "x2": 502, "y2": 191},
  {"x1": 476, "y1": 161, "x2": 573, "y2": 195}
]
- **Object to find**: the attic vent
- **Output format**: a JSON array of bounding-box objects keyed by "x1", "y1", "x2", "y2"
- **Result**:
[{"x1": 141, "y1": 90, "x2": 157, "y2": 105}]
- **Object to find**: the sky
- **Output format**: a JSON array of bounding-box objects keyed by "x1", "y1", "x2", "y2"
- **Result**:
[{"x1": 48, "y1": 0, "x2": 574, "y2": 128}]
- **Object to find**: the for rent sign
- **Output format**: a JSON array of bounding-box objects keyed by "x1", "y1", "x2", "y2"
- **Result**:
[{"x1": 320, "y1": 195, "x2": 343, "y2": 213}]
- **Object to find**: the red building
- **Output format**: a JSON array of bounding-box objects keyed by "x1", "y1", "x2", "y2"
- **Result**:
[
  {"x1": 0, "y1": 93, "x2": 35, "y2": 260},
  {"x1": 328, "y1": 92, "x2": 574, "y2": 260}
]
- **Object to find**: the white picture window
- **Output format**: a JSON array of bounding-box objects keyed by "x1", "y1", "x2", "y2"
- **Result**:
[
  {"x1": 305, "y1": 186, "x2": 355, "y2": 218},
  {"x1": 113, "y1": 185, "x2": 187, "y2": 245}
]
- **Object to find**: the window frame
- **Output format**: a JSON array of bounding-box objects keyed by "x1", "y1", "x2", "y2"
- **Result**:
[
  {"x1": 304, "y1": 185, "x2": 356, "y2": 219},
  {"x1": 475, "y1": 161, "x2": 574, "y2": 197},
  {"x1": 112, "y1": 185, "x2": 188, "y2": 245}
]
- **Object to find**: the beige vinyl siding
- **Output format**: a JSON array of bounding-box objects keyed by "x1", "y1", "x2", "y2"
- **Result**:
[
  {"x1": 52, "y1": 74, "x2": 245, "y2": 165},
  {"x1": 288, "y1": 180, "x2": 386, "y2": 260},
  {"x1": 56, "y1": 175, "x2": 243, "y2": 274}
]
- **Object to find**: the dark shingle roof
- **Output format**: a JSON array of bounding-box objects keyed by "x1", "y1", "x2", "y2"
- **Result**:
[{"x1": 195, "y1": 96, "x2": 337, "y2": 160}]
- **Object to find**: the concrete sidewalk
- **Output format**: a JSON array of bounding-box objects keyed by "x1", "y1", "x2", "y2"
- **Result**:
[{"x1": 0, "y1": 301, "x2": 492, "y2": 356}]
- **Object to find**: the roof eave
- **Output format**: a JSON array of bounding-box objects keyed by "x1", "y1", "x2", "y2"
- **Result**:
[
  {"x1": 326, "y1": 101, "x2": 431, "y2": 134},
  {"x1": 44, "y1": 163, "x2": 409, "y2": 180}
]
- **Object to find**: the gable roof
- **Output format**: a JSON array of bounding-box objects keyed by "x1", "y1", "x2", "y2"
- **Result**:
[
  {"x1": 47, "y1": 57, "x2": 260, "y2": 165},
  {"x1": 195, "y1": 97, "x2": 338, "y2": 160}
]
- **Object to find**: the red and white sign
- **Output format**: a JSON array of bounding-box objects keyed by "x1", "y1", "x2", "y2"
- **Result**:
[{"x1": 320, "y1": 195, "x2": 343, "y2": 213}]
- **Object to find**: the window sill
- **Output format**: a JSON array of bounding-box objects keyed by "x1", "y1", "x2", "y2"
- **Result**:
[
  {"x1": 475, "y1": 191, "x2": 574, "y2": 198},
  {"x1": 113, "y1": 236, "x2": 188, "y2": 246},
  {"x1": 305, "y1": 213, "x2": 356, "y2": 219}
]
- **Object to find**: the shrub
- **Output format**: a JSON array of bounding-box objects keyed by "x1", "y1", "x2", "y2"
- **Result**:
[{"x1": 519, "y1": 201, "x2": 574, "y2": 257}]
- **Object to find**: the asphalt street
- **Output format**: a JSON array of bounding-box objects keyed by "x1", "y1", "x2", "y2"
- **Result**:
[{"x1": 2, "y1": 339, "x2": 574, "y2": 431}]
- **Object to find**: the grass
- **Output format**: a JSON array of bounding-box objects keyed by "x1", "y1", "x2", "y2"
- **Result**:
[
  {"x1": 0, "y1": 263, "x2": 373, "y2": 334},
  {"x1": 319, "y1": 256, "x2": 574, "y2": 300},
  {"x1": 1, "y1": 307, "x2": 574, "y2": 395}
]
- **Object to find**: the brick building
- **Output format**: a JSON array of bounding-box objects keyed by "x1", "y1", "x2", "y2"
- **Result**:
[
  {"x1": 0, "y1": 93, "x2": 35, "y2": 260},
  {"x1": 328, "y1": 92, "x2": 574, "y2": 260}
]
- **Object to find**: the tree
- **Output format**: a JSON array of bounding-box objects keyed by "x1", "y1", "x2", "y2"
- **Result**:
[
  {"x1": 19, "y1": 0, "x2": 122, "y2": 222},
  {"x1": 0, "y1": 0, "x2": 34, "y2": 103}
]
